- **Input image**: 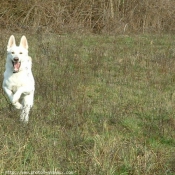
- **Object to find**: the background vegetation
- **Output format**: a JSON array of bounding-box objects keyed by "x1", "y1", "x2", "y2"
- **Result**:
[
  {"x1": 1, "y1": 0, "x2": 175, "y2": 34},
  {"x1": 0, "y1": 1, "x2": 175, "y2": 175}
]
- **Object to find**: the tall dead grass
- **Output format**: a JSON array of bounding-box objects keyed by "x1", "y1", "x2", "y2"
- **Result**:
[{"x1": 0, "y1": 0, "x2": 175, "y2": 34}]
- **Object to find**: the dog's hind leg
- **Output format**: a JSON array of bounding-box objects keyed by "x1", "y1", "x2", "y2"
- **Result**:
[
  {"x1": 20, "y1": 94, "x2": 34, "y2": 123},
  {"x1": 20, "y1": 105, "x2": 31, "y2": 123}
]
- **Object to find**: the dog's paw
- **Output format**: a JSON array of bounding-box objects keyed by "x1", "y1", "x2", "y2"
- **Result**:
[
  {"x1": 11, "y1": 93, "x2": 20, "y2": 104},
  {"x1": 13, "y1": 102, "x2": 23, "y2": 109}
]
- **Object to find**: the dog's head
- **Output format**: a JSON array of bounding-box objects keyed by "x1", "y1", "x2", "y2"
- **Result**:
[{"x1": 7, "y1": 35, "x2": 29, "y2": 73}]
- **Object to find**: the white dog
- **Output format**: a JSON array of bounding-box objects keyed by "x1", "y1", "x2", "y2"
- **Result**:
[{"x1": 2, "y1": 35, "x2": 35, "y2": 123}]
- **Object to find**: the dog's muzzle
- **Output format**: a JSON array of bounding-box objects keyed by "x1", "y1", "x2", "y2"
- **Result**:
[{"x1": 12, "y1": 57, "x2": 21, "y2": 73}]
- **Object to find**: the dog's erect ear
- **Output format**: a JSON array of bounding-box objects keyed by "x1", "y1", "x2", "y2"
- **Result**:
[
  {"x1": 7, "y1": 35, "x2": 16, "y2": 49},
  {"x1": 20, "y1": 36, "x2": 28, "y2": 50}
]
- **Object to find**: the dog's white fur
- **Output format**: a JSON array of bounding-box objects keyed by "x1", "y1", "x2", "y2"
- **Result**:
[{"x1": 3, "y1": 35, "x2": 35, "y2": 123}]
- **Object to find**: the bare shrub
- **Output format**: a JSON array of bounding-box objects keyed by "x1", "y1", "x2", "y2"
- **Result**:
[{"x1": 0, "y1": 0, "x2": 175, "y2": 34}]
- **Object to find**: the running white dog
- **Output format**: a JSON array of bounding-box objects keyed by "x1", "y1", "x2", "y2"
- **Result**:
[{"x1": 3, "y1": 35, "x2": 35, "y2": 123}]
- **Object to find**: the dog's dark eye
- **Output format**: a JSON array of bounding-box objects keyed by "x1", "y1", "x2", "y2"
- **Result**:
[
  {"x1": 19, "y1": 52, "x2": 22, "y2": 54},
  {"x1": 11, "y1": 52, "x2": 14, "y2": 54}
]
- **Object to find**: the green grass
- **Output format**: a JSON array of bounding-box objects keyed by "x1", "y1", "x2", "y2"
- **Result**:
[{"x1": 0, "y1": 33, "x2": 175, "y2": 174}]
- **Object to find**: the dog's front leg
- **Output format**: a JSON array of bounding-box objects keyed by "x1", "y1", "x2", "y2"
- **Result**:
[
  {"x1": 3, "y1": 86, "x2": 13, "y2": 102},
  {"x1": 3, "y1": 86, "x2": 23, "y2": 109},
  {"x1": 12, "y1": 89, "x2": 22, "y2": 104},
  {"x1": 12, "y1": 87, "x2": 31, "y2": 104}
]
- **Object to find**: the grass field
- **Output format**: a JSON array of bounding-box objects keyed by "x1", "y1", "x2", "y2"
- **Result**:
[{"x1": 0, "y1": 33, "x2": 175, "y2": 175}]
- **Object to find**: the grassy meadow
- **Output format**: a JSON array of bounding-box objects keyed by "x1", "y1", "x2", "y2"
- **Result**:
[{"x1": 0, "y1": 33, "x2": 175, "y2": 175}]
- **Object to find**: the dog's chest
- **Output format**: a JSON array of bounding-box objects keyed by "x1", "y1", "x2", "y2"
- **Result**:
[{"x1": 4, "y1": 71, "x2": 33, "y2": 91}]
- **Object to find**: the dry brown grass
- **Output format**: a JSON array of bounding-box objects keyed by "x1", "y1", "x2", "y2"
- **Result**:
[{"x1": 1, "y1": 0, "x2": 175, "y2": 34}]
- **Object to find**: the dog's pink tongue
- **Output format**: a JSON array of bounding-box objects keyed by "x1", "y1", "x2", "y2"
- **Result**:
[{"x1": 14, "y1": 62, "x2": 20, "y2": 71}]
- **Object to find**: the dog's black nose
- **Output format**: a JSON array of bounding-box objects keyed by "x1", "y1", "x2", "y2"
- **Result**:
[{"x1": 13, "y1": 57, "x2": 19, "y2": 61}]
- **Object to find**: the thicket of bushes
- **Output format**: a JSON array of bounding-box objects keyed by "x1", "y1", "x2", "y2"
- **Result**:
[{"x1": 0, "y1": 0, "x2": 175, "y2": 34}]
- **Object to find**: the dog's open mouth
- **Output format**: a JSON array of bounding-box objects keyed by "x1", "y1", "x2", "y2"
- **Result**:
[{"x1": 12, "y1": 61, "x2": 21, "y2": 73}]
